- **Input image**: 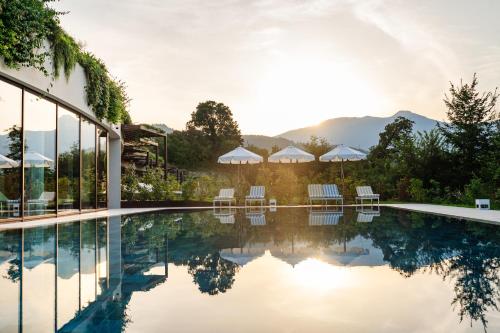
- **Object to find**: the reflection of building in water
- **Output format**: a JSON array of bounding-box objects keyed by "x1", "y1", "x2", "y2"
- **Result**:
[
  {"x1": 220, "y1": 236, "x2": 386, "y2": 268},
  {"x1": 0, "y1": 216, "x2": 168, "y2": 333}
]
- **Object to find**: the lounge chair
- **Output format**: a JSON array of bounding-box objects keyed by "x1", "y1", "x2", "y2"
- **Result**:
[
  {"x1": 322, "y1": 184, "x2": 343, "y2": 205},
  {"x1": 213, "y1": 188, "x2": 236, "y2": 207},
  {"x1": 308, "y1": 184, "x2": 343, "y2": 205},
  {"x1": 245, "y1": 186, "x2": 265, "y2": 206},
  {"x1": 355, "y1": 186, "x2": 380, "y2": 206},
  {"x1": 308, "y1": 184, "x2": 324, "y2": 205},
  {"x1": 309, "y1": 210, "x2": 342, "y2": 226}
]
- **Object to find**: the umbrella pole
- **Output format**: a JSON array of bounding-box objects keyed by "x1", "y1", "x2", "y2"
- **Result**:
[{"x1": 341, "y1": 159, "x2": 345, "y2": 195}]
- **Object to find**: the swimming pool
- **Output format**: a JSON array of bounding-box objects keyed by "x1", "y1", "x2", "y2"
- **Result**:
[{"x1": 0, "y1": 207, "x2": 499, "y2": 332}]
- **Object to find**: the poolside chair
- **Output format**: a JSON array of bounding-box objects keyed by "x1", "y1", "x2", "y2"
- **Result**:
[
  {"x1": 213, "y1": 188, "x2": 236, "y2": 207},
  {"x1": 309, "y1": 210, "x2": 342, "y2": 226},
  {"x1": 245, "y1": 186, "x2": 265, "y2": 206},
  {"x1": 355, "y1": 186, "x2": 380, "y2": 206},
  {"x1": 322, "y1": 184, "x2": 343, "y2": 205},
  {"x1": 308, "y1": 184, "x2": 324, "y2": 205}
]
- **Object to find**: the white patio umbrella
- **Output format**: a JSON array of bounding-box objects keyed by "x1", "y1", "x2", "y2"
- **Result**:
[
  {"x1": 218, "y1": 146, "x2": 263, "y2": 165},
  {"x1": 319, "y1": 144, "x2": 366, "y2": 194},
  {"x1": 23, "y1": 151, "x2": 54, "y2": 168},
  {"x1": 268, "y1": 146, "x2": 315, "y2": 164},
  {"x1": 0, "y1": 154, "x2": 19, "y2": 169},
  {"x1": 218, "y1": 146, "x2": 263, "y2": 184}
]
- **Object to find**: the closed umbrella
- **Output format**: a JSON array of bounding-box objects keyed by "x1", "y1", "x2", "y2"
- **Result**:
[
  {"x1": 23, "y1": 151, "x2": 54, "y2": 168},
  {"x1": 268, "y1": 146, "x2": 315, "y2": 164},
  {"x1": 0, "y1": 154, "x2": 19, "y2": 169},
  {"x1": 218, "y1": 146, "x2": 263, "y2": 184},
  {"x1": 319, "y1": 144, "x2": 366, "y2": 194}
]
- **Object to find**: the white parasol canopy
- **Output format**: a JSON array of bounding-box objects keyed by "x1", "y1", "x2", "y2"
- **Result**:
[
  {"x1": 218, "y1": 146, "x2": 263, "y2": 164},
  {"x1": 319, "y1": 144, "x2": 367, "y2": 162},
  {"x1": 268, "y1": 146, "x2": 315, "y2": 163},
  {"x1": 0, "y1": 154, "x2": 19, "y2": 169},
  {"x1": 319, "y1": 144, "x2": 366, "y2": 194},
  {"x1": 24, "y1": 151, "x2": 54, "y2": 168}
]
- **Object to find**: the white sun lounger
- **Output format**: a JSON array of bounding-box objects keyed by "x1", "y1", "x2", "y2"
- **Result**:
[
  {"x1": 213, "y1": 188, "x2": 236, "y2": 207},
  {"x1": 355, "y1": 186, "x2": 380, "y2": 206},
  {"x1": 308, "y1": 184, "x2": 343, "y2": 205},
  {"x1": 245, "y1": 186, "x2": 265, "y2": 206}
]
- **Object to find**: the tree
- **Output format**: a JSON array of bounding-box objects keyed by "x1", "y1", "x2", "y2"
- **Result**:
[
  {"x1": 370, "y1": 116, "x2": 415, "y2": 159},
  {"x1": 439, "y1": 74, "x2": 499, "y2": 187},
  {"x1": 302, "y1": 136, "x2": 332, "y2": 158},
  {"x1": 187, "y1": 101, "x2": 242, "y2": 151}
]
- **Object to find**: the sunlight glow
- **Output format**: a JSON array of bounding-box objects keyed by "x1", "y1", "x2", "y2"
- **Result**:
[
  {"x1": 292, "y1": 258, "x2": 351, "y2": 293},
  {"x1": 253, "y1": 55, "x2": 388, "y2": 134}
]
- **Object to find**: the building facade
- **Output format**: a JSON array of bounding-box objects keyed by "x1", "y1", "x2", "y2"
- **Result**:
[{"x1": 0, "y1": 57, "x2": 122, "y2": 222}]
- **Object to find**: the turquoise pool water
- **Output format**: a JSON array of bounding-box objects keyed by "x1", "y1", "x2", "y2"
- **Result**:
[{"x1": 0, "y1": 207, "x2": 499, "y2": 332}]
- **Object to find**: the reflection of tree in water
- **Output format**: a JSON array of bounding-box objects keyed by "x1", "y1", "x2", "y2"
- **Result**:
[
  {"x1": 361, "y1": 209, "x2": 500, "y2": 330},
  {"x1": 187, "y1": 252, "x2": 238, "y2": 295},
  {"x1": 440, "y1": 233, "x2": 499, "y2": 328}
]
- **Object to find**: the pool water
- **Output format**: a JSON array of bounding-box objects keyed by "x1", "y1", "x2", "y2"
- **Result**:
[{"x1": 0, "y1": 207, "x2": 499, "y2": 333}]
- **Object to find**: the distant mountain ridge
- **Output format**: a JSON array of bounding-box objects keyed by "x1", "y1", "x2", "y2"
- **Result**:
[
  {"x1": 242, "y1": 135, "x2": 294, "y2": 150},
  {"x1": 275, "y1": 111, "x2": 441, "y2": 150}
]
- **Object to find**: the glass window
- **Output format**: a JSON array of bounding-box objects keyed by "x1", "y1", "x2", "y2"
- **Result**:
[
  {"x1": 0, "y1": 229, "x2": 22, "y2": 333},
  {"x1": 58, "y1": 107, "x2": 80, "y2": 213},
  {"x1": 97, "y1": 129, "x2": 108, "y2": 209},
  {"x1": 56, "y1": 222, "x2": 81, "y2": 329},
  {"x1": 81, "y1": 120, "x2": 96, "y2": 210},
  {"x1": 23, "y1": 92, "x2": 56, "y2": 217},
  {"x1": 0, "y1": 80, "x2": 22, "y2": 220},
  {"x1": 22, "y1": 225, "x2": 56, "y2": 333}
]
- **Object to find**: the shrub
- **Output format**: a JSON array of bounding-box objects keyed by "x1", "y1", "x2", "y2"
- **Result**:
[{"x1": 409, "y1": 178, "x2": 426, "y2": 202}]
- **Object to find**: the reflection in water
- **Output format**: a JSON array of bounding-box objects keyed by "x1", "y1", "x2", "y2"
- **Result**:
[{"x1": 0, "y1": 208, "x2": 498, "y2": 332}]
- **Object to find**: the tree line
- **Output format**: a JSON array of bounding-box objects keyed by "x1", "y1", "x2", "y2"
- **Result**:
[{"x1": 163, "y1": 75, "x2": 498, "y2": 206}]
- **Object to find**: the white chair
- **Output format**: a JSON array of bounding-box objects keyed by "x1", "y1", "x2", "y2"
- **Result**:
[
  {"x1": 213, "y1": 188, "x2": 236, "y2": 207},
  {"x1": 245, "y1": 186, "x2": 265, "y2": 206},
  {"x1": 308, "y1": 184, "x2": 324, "y2": 205},
  {"x1": 355, "y1": 186, "x2": 380, "y2": 206},
  {"x1": 322, "y1": 184, "x2": 343, "y2": 205}
]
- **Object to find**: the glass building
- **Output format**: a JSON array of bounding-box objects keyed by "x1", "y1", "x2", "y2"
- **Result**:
[{"x1": 0, "y1": 77, "x2": 109, "y2": 221}]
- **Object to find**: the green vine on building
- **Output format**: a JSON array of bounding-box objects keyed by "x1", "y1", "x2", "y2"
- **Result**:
[{"x1": 0, "y1": 0, "x2": 131, "y2": 124}]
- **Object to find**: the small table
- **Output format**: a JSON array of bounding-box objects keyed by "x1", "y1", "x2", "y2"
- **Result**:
[{"x1": 475, "y1": 199, "x2": 490, "y2": 210}]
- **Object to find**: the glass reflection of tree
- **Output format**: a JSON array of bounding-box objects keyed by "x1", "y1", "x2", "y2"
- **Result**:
[
  {"x1": 58, "y1": 143, "x2": 80, "y2": 205},
  {"x1": 1, "y1": 125, "x2": 22, "y2": 201}
]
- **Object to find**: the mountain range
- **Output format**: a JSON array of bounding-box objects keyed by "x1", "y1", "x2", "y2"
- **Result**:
[{"x1": 244, "y1": 111, "x2": 442, "y2": 150}]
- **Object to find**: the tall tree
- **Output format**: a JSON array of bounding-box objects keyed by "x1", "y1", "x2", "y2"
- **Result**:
[
  {"x1": 187, "y1": 101, "x2": 242, "y2": 151},
  {"x1": 439, "y1": 74, "x2": 499, "y2": 186}
]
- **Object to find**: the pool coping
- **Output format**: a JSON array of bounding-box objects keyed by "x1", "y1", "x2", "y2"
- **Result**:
[
  {"x1": 1, "y1": 203, "x2": 498, "y2": 230},
  {"x1": 383, "y1": 203, "x2": 500, "y2": 225}
]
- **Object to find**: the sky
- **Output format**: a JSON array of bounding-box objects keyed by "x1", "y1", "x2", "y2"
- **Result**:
[{"x1": 52, "y1": 0, "x2": 500, "y2": 135}]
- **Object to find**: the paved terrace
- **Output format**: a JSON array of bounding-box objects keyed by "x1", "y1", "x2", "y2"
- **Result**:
[{"x1": 385, "y1": 203, "x2": 500, "y2": 225}]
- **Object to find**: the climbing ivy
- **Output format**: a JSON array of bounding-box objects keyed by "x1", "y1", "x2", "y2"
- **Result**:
[{"x1": 0, "y1": 0, "x2": 131, "y2": 124}]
